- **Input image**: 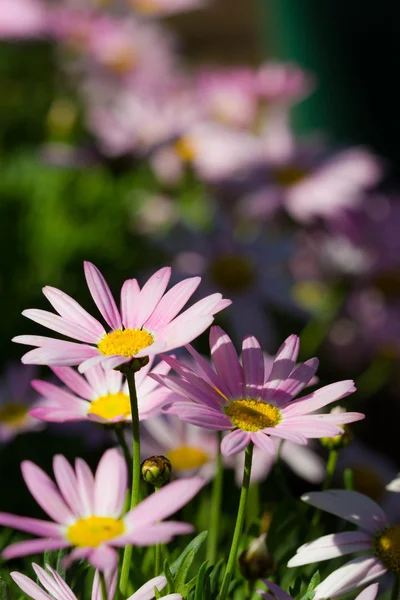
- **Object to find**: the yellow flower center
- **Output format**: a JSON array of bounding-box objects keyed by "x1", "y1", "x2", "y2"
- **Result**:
[
  {"x1": 209, "y1": 254, "x2": 255, "y2": 293},
  {"x1": 129, "y1": 0, "x2": 159, "y2": 14},
  {"x1": 374, "y1": 526, "x2": 400, "y2": 573},
  {"x1": 273, "y1": 165, "x2": 308, "y2": 187},
  {"x1": 88, "y1": 392, "x2": 131, "y2": 421},
  {"x1": 352, "y1": 467, "x2": 386, "y2": 503},
  {"x1": 67, "y1": 516, "x2": 125, "y2": 548},
  {"x1": 0, "y1": 403, "x2": 28, "y2": 428},
  {"x1": 98, "y1": 328, "x2": 154, "y2": 357},
  {"x1": 225, "y1": 399, "x2": 281, "y2": 432},
  {"x1": 104, "y1": 49, "x2": 137, "y2": 75},
  {"x1": 168, "y1": 446, "x2": 210, "y2": 471},
  {"x1": 174, "y1": 137, "x2": 196, "y2": 162}
]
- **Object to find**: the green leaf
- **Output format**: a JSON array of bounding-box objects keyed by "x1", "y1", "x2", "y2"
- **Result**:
[
  {"x1": 174, "y1": 548, "x2": 196, "y2": 594},
  {"x1": 168, "y1": 531, "x2": 208, "y2": 577},
  {"x1": 299, "y1": 571, "x2": 320, "y2": 600},
  {"x1": 163, "y1": 560, "x2": 175, "y2": 593},
  {"x1": 194, "y1": 561, "x2": 209, "y2": 600},
  {"x1": 0, "y1": 578, "x2": 12, "y2": 600},
  {"x1": 209, "y1": 559, "x2": 224, "y2": 595}
]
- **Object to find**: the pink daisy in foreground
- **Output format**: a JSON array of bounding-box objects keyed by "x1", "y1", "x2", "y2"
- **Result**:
[
  {"x1": 288, "y1": 490, "x2": 400, "y2": 598},
  {"x1": 13, "y1": 262, "x2": 231, "y2": 372},
  {"x1": 0, "y1": 448, "x2": 204, "y2": 570},
  {"x1": 153, "y1": 327, "x2": 363, "y2": 456},
  {"x1": 30, "y1": 359, "x2": 171, "y2": 424},
  {"x1": 11, "y1": 565, "x2": 181, "y2": 600},
  {"x1": 257, "y1": 579, "x2": 379, "y2": 600}
]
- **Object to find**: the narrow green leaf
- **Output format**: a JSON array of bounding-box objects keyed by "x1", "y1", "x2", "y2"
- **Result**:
[
  {"x1": 0, "y1": 578, "x2": 12, "y2": 600},
  {"x1": 174, "y1": 548, "x2": 196, "y2": 594},
  {"x1": 168, "y1": 531, "x2": 208, "y2": 577},
  {"x1": 163, "y1": 560, "x2": 175, "y2": 593},
  {"x1": 194, "y1": 561, "x2": 209, "y2": 600}
]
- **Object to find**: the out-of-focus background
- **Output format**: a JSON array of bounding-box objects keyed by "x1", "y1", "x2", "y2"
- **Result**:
[{"x1": 1, "y1": 0, "x2": 400, "y2": 515}]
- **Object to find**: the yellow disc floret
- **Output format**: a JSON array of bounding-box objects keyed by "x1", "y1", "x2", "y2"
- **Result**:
[
  {"x1": 225, "y1": 399, "x2": 281, "y2": 432},
  {"x1": 67, "y1": 516, "x2": 125, "y2": 548},
  {"x1": 98, "y1": 328, "x2": 154, "y2": 357},
  {"x1": 374, "y1": 526, "x2": 400, "y2": 573},
  {"x1": 168, "y1": 446, "x2": 209, "y2": 471},
  {"x1": 0, "y1": 404, "x2": 28, "y2": 428},
  {"x1": 88, "y1": 392, "x2": 131, "y2": 421}
]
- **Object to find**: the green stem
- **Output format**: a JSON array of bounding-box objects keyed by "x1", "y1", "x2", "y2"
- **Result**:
[
  {"x1": 119, "y1": 369, "x2": 141, "y2": 596},
  {"x1": 114, "y1": 425, "x2": 132, "y2": 479},
  {"x1": 219, "y1": 443, "x2": 254, "y2": 600},
  {"x1": 323, "y1": 449, "x2": 339, "y2": 490},
  {"x1": 206, "y1": 432, "x2": 223, "y2": 564},
  {"x1": 100, "y1": 571, "x2": 108, "y2": 600},
  {"x1": 392, "y1": 574, "x2": 400, "y2": 600},
  {"x1": 154, "y1": 484, "x2": 162, "y2": 576}
]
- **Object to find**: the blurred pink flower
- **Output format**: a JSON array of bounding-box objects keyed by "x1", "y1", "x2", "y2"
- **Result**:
[
  {"x1": 30, "y1": 359, "x2": 172, "y2": 424},
  {"x1": 0, "y1": 363, "x2": 43, "y2": 444},
  {"x1": 154, "y1": 327, "x2": 363, "y2": 457},
  {"x1": 0, "y1": 0, "x2": 47, "y2": 39},
  {"x1": 255, "y1": 62, "x2": 315, "y2": 105},
  {"x1": 288, "y1": 490, "x2": 396, "y2": 598},
  {"x1": 129, "y1": 0, "x2": 207, "y2": 16},
  {"x1": 13, "y1": 262, "x2": 231, "y2": 372},
  {"x1": 0, "y1": 448, "x2": 204, "y2": 570}
]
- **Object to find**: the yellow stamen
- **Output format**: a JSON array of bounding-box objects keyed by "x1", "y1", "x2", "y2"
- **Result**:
[
  {"x1": 88, "y1": 392, "x2": 131, "y2": 421},
  {"x1": 352, "y1": 467, "x2": 386, "y2": 503},
  {"x1": 103, "y1": 49, "x2": 137, "y2": 75},
  {"x1": 67, "y1": 516, "x2": 125, "y2": 548},
  {"x1": 225, "y1": 399, "x2": 281, "y2": 432},
  {"x1": 0, "y1": 404, "x2": 28, "y2": 428},
  {"x1": 174, "y1": 137, "x2": 196, "y2": 162},
  {"x1": 273, "y1": 165, "x2": 308, "y2": 187},
  {"x1": 374, "y1": 526, "x2": 400, "y2": 573},
  {"x1": 209, "y1": 254, "x2": 255, "y2": 293},
  {"x1": 98, "y1": 328, "x2": 154, "y2": 357},
  {"x1": 168, "y1": 446, "x2": 209, "y2": 471}
]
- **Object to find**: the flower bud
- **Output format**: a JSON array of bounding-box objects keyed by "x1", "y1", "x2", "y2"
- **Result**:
[
  {"x1": 320, "y1": 406, "x2": 353, "y2": 450},
  {"x1": 238, "y1": 533, "x2": 275, "y2": 581},
  {"x1": 141, "y1": 455, "x2": 172, "y2": 487}
]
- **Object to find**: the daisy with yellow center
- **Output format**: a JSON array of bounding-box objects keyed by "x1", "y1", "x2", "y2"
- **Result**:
[
  {"x1": 0, "y1": 448, "x2": 204, "y2": 570},
  {"x1": 13, "y1": 262, "x2": 230, "y2": 373},
  {"x1": 30, "y1": 359, "x2": 172, "y2": 425},
  {"x1": 153, "y1": 326, "x2": 363, "y2": 457},
  {"x1": 288, "y1": 488, "x2": 399, "y2": 598}
]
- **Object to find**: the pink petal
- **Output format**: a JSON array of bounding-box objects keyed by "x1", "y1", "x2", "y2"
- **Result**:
[
  {"x1": 314, "y1": 556, "x2": 386, "y2": 599},
  {"x1": 278, "y1": 419, "x2": 345, "y2": 438},
  {"x1": 88, "y1": 546, "x2": 118, "y2": 571},
  {"x1": 210, "y1": 326, "x2": 243, "y2": 397},
  {"x1": 263, "y1": 335, "x2": 300, "y2": 399},
  {"x1": 241, "y1": 335, "x2": 264, "y2": 397},
  {"x1": 262, "y1": 580, "x2": 293, "y2": 600},
  {"x1": 262, "y1": 427, "x2": 307, "y2": 445},
  {"x1": 23, "y1": 309, "x2": 100, "y2": 344},
  {"x1": 135, "y1": 267, "x2": 172, "y2": 327},
  {"x1": 31, "y1": 379, "x2": 85, "y2": 407},
  {"x1": 78, "y1": 355, "x2": 109, "y2": 374},
  {"x1": 355, "y1": 584, "x2": 379, "y2": 600},
  {"x1": 21, "y1": 461, "x2": 74, "y2": 524},
  {"x1": 220, "y1": 429, "x2": 251, "y2": 456},
  {"x1": 125, "y1": 477, "x2": 204, "y2": 529},
  {"x1": 150, "y1": 315, "x2": 214, "y2": 355},
  {"x1": 126, "y1": 576, "x2": 167, "y2": 600},
  {"x1": 185, "y1": 343, "x2": 222, "y2": 390},
  {"x1": 43, "y1": 286, "x2": 106, "y2": 339},
  {"x1": 163, "y1": 401, "x2": 232, "y2": 429},
  {"x1": 125, "y1": 522, "x2": 193, "y2": 546},
  {"x1": 10, "y1": 572, "x2": 53, "y2": 600},
  {"x1": 53, "y1": 455, "x2": 86, "y2": 517},
  {"x1": 250, "y1": 432, "x2": 276, "y2": 454},
  {"x1": 280, "y1": 442, "x2": 325, "y2": 484},
  {"x1": 145, "y1": 277, "x2": 201, "y2": 330},
  {"x1": 272, "y1": 358, "x2": 319, "y2": 406},
  {"x1": 20, "y1": 341, "x2": 99, "y2": 367},
  {"x1": 282, "y1": 380, "x2": 356, "y2": 417},
  {"x1": 0, "y1": 513, "x2": 63, "y2": 537},
  {"x1": 94, "y1": 449, "x2": 127, "y2": 518},
  {"x1": 301, "y1": 490, "x2": 388, "y2": 533},
  {"x1": 151, "y1": 372, "x2": 222, "y2": 410},
  {"x1": 287, "y1": 531, "x2": 372, "y2": 567},
  {"x1": 92, "y1": 568, "x2": 118, "y2": 600},
  {"x1": 33, "y1": 564, "x2": 76, "y2": 600},
  {"x1": 120, "y1": 278, "x2": 140, "y2": 329},
  {"x1": 84, "y1": 262, "x2": 122, "y2": 330},
  {"x1": 75, "y1": 458, "x2": 95, "y2": 517},
  {"x1": 3, "y1": 539, "x2": 70, "y2": 560},
  {"x1": 51, "y1": 366, "x2": 93, "y2": 400}
]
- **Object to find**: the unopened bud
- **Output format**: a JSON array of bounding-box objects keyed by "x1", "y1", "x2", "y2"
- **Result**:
[
  {"x1": 141, "y1": 455, "x2": 172, "y2": 487},
  {"x1": 320, "y1": 406, "x2": 353, "y2": 450},
  {"x1": 239, "y1": 534, "x2": 275, "y2": 581}
]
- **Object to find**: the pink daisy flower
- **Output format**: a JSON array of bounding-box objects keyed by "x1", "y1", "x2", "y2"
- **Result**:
[
  {"x1": 13, "y1": 262, "x2": 231, "y2": 372},
  {"x1": 287, "y1": 490, "x2": 400, "y2": 598},
  {"x1": 0, "y1": 448, "x2": 204, "y2": 570},
  {"x1": 30, "y1": 359, "x2": 171, "y2": 424},
  {"x1": 152, "y1": 327, "x2": 364, "y2": 457},
  {"x1": 257, "y1": 579, "x2": 379, "y2": 600}
]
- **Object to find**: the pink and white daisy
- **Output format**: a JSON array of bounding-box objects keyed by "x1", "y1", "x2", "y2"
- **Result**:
[
  {"x1": 30, "y1": 359, "x2": 172, "y2": 424},
  {"x1": 0, "y1": 448, "x2": 204, "y2": 570},
  {"x1": 287, "y1": 489, "x2": 399, "y2": 598},
  {"x1": 13, "y1": 262, "x2": 231, "y2": 372},
  {"x1": 153, "y1": 327, "x2": 364, "y2": 457},
  {"x1": 257, "y1": 579, "x2": 379, "y2": 600}
]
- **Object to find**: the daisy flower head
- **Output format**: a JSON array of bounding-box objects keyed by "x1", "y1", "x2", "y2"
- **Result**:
[
  {"x1": 257, "y1": 579, "x2": 379, "y2": 600},
  {"x1": 30, "y1": 359, "x2": 172, "y2": 424},
  {"x1": 13, "y1": 262, "x2": 231, "y2": 373},
  {"x1": 0, "y1": 447, "x2": 204, "y2": 570},
  {"x1": 153, "y1": 327, "x2": 364, "y2": 457},
  {"x1": 0, "y1": 363, "x2": 43, "y2": 443},
  {"x1": 287, "y1": 490, "x2": 400, "y2": 598}
]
